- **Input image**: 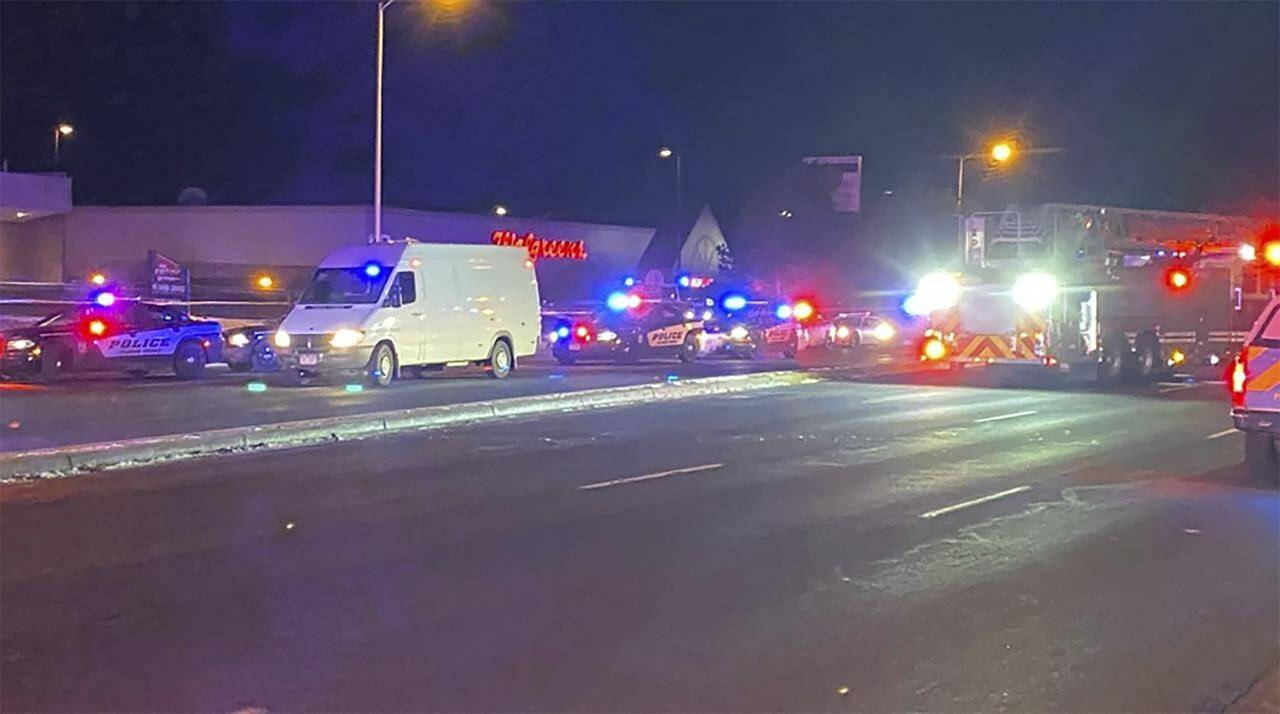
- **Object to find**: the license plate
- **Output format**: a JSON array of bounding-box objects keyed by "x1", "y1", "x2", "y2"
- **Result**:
[
  {"x1": 568, "y1": 343, "x2": 581, "y2": 351},
  {"x1": 299, "y1": 353, "x2": 319, "y2": 366}
]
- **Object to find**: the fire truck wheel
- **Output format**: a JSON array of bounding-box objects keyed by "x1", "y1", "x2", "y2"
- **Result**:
[
  {"x1": 1098, "y1": 333, "x2": 1131, "y2": 388},
  {"x1": 1244, "y1": 432, "x2": 1279, "y2": 484},
  {"x1": 1131, "y1": 331, "x2": 1162, "y2": 383}
]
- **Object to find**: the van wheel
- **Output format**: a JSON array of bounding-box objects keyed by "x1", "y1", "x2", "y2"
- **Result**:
[
  {"x1": 367, "y1": 343, "x2": 396, "y2": 387},
  {"x1": 487, "y1": 339, "x2": 513, "y2": 379},
  {"x1": 1244, "y1": 432, "x2": 1279, "y2": 484},
  {"x1": 39, "y1": 342, "x2": 70, "y2": 383},
  {"x1": 173, "y1": 340, "x2": 207, "y2": 380},
  {"x1": 677, "y1": 333, "x2": 700, "y2": 363}
]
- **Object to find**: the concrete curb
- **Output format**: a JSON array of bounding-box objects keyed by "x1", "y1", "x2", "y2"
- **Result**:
[{"x1": 0, "y1": 369, "x2": 823, "y2": 482}]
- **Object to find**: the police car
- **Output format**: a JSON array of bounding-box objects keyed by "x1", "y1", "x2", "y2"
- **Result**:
[
  {"x1": 550, "y1": 299, "x2": 709, "y2": 364},
  {"x1": 0, "y1": 298, "x2": 222, "y2": 382}
]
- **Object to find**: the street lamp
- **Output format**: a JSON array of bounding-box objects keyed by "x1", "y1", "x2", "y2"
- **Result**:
[
  {"x1": 493, "y1": 204, "x2": 508, "y2": 216},
  {"x1": 373, "y1": 0, "x2": 398, "y2": 244},
  {"x1": 53, "y1": 123, "x2": 74, "y2": 170},
  {"x1": 657, "y1": 144, "x2": 683, "y2": 270}
]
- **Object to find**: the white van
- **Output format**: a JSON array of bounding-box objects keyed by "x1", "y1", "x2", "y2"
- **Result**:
[{"x1": 274, "y1": 241, "x2": 540, "y2": 385}]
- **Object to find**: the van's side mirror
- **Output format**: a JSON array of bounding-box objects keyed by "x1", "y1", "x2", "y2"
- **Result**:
[{"x1": 384, "y1": 286, "x2": 402, "y2": 308}]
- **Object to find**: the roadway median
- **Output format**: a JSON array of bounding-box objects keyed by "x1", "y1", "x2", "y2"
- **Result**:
[{"x1": 0, "y1": 369, "x2": 827, "y2": 482}]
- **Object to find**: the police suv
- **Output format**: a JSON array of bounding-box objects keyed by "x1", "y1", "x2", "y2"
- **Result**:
[
  {"x1": 0, "y1": 299, "x2": 222, "y2": 382},
  {"x1": 550, "y1": 301, "x2": 709, "y2": 364}
]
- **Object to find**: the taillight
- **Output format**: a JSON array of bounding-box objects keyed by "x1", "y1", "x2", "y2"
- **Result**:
[
  {"x1": 573, "y1": 324, "x2": 593, "y2": 343},
  {"x1": 920, "y1": 336, "x2": 948, "y2": 361},
  {"x1": 1231, "y1": 354, "x2": 1248, "y2": 408}
]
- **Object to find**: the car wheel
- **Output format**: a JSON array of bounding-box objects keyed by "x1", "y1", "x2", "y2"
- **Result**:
[
  {"x1": 39, "y1": 342, "x2": 70, "y2": 383},
  {"x1": 677, "y1": 333, "x2": 699, "y2": 363},
  {"x1": 487, "y1": 339, "x2": 514, "y2": 379},
  {"x1": 1244, "y1": 432, "x2": 1279, "y2": 484},
  {"x1": 367, "y1": 343, "x2": 396, "y2": 387},
  {"x1": 173, "y1": 340, "x2": 207, "y2": 380}
]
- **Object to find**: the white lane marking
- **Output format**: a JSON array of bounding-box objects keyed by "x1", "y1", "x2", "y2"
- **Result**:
[
  {"x1": 1158, "y1": 384, "x2": 1196, "y2": 394},
  {"x1": 862, "y1": 390, "x2": 950, "y2": 404},
  {"x1": 1206, "y1": 428, "x2": 1239, "y2": 440},
  {"x1": 918, "y1": 485, "x2": 1032, "y2": 520},
  {"x1": 973, "y1": 410, "x2": 1037, "y2": 424},
  {"x1": 579, "y1": 463, "x2": 723, "y2": 491}
]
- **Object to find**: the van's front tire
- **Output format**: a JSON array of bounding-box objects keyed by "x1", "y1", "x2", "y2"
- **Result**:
[
  {"x1": 487, "y1": 339, "x2": 513, "y2": 379},
  {"x1": 1244, "y1": 431, "x2": 1279, "y2": 484},
  {"x1": 367, "y1": 343, "x2": 396, "y2": 387}
]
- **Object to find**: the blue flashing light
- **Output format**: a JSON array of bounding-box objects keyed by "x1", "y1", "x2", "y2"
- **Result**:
[
  {"x1": 556, "y1": 325, "x2": 570, "y2": 339},
  {"x1": 775, "y1": 304, "x2": 793, "y2": 320},
  {"x1": 93, "y1": 291, "x2": 116, "y2": 308},
  {"x1": 623, "y1": 276, "x2": 636, "y2": 287},
  {"x1": 363, "y1": 261, "x2": 383, "y2": 278},
  {"x1": 722, "y1": 294, "x2": 747, "y2": 312},
  {"x1": 606, "y1": 291, "x2": 630, "y2": 311},
  {"x1": 677, "y1": 274, "x2": 691, "y2": 288}
]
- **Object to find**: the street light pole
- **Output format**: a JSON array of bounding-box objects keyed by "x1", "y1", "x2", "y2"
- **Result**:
[
  {"x1": 658, "y1": 145, "x2": 683, "y2": 271},
  {"x1": 373, "y1": 0, "x2": 396, "y2": 243},
  {"x1": 53, "y1": 123, "x2": 74, "y2": 170}
]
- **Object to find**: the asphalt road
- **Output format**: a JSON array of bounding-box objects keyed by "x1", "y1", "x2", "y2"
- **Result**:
[
  {"x1": 0, "y1": 349, "x2": 898, "y2": 453},
  {"x1": 2, "y1": 370, "x2": 1274, "y2": 712}
]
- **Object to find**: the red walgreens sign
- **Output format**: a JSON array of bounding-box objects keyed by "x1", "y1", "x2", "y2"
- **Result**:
[{"x1": 490, "y1": 230, "x2": 588, "y2": 261}]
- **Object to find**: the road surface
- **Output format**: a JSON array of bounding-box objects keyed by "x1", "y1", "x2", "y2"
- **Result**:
[
  {"x1": 0, "y1": 350, "x2": 898, "y2": 453},
  {"x1": 1, "y1": 374, "x2": 1275, "y2": 712}
]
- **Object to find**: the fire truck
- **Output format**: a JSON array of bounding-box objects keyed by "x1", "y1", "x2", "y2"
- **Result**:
[{"x1": 909, "y1": 203, "x2": 1278, "y2": 386}]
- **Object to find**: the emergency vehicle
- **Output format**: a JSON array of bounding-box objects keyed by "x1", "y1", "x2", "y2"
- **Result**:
[
  {"x1": 909, "y1": 204, "x2": 1276, "y2": 386},
  {"x1": 0, "y1": 296, "x2": 222, "y2": 382},
  {"x1": 549, "y1": 297, "x2": 710, "y2": 364},
  {"x1": 1231, "y1": 293, "x2": 1280, "y2": 482}
]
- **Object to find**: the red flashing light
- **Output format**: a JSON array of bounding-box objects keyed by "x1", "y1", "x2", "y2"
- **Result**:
[
  {"x1": 573, "y1": 324, "x2": 593, "y2": 343},
  {"x1": 920, "y1": 336, "x2": 948, "y2": 361},
  {"x1": 80, "y1": 318, "x2": 111, "y2": 340},
  {"x1": 791, "y1": 300, "x2": 815, "y2": 321},
  {"x1": 1164, "y1": 266, "x2": 1191, "y2": 291},
  {"x1": 1264, "y1": 240, "x2": 1280, "y2": 268},
  {"x1": 1231, "y1": 354, "x2": 1248, "y2": 408}
]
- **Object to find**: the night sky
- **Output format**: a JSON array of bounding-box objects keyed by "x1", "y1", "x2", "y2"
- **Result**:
[{"x1": 3, "y1": 1, "x2": 1277, "y2": 232}]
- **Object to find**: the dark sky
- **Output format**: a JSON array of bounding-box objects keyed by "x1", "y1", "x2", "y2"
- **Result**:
[{"x1": 3, "y1": 1, "x2": 1277, "y2": 230}]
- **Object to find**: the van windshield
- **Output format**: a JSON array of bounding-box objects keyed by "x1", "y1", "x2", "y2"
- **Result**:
[{"x1": 300, "y1": 267, "x2": 391, "y2": 305}]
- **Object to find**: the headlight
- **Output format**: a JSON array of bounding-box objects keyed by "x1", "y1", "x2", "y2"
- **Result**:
[
  {"x1": 1011, "y1": 271, "x2": 1059, "y2": 312},
  {"x1": 273, "y1": 330, "x2": 291, "y2": 348},
  {"x1": 835, "y1": 325, "x2": 851, "y2": 339},
  {"x1": 871, "y1": 322, "x2": 896, "y2": 342},
  {"x1": 597, "y1": 330, "x2": 618, "y2": 342},
  {"x1": 909, "y1": 271, "x2": 961, "y2": 314},
  {"x1": 729, "y1": 325, "x2": 749, "y2": 341},
  {"x1": 5, "y1": 338, "x2": 35, "y2": 351},
  {"x1": 227, "y1": 332, "x2": 251, "y2": 348},
  {"x1": 330, "y1": 329, "x2": 364, "y2": 348}
]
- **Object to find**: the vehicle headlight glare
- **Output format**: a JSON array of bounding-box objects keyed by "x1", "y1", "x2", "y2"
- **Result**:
[
  {"x1": 227, "y1": 333, "x2": 251, "y2": 348},
  {"x1": 597, "y1": 330, "x2": 618, "y2": 342},
  {"x1": 835, "y1": 325, "x2": 851, "y2": 339},
  {"x1": 1011, "y1": 271, "x2": 1059, "y2": 312},
  {"x1": 871, "y1": 322, "x2": 896, "y2": 342},
  {"x1": 273, "y1": 330, "x2": 291, "y2": 348},
  {"x1": 910, "y1": 271, "x2": 961, "y2": 314},
  {"x1": 729, "y1": 325, "x2": 749, "y2": 341},
  {"x1": 6, "y1": 338, "x2": 35, "y2": 351},
  {"x1": 330, "y1": 329, "x2": 364, "y2": 348}
]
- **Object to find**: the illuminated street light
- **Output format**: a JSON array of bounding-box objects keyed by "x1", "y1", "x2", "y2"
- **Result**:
[
  {"x1": 1239, "y1": 243, "x2": 1257, "y2": 262},
  {"x1": 89, "y1": 272, "x2": 107, "y2": 286},
  {"x1": 493, "y1": 204, "x2": 508, "y2": 216},
  {"x1": 53, "y1": 122, "x2": 75, "y2": 169},
  {"x1": 255, "y1": 274, "x2": 276, "y2": 290},
  {"x1": 990, "y1": 142, "x2": 1014, "y2": 162},
  {"x1": 657, "y1": 144, "x2": 683, "y2": 271}
]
